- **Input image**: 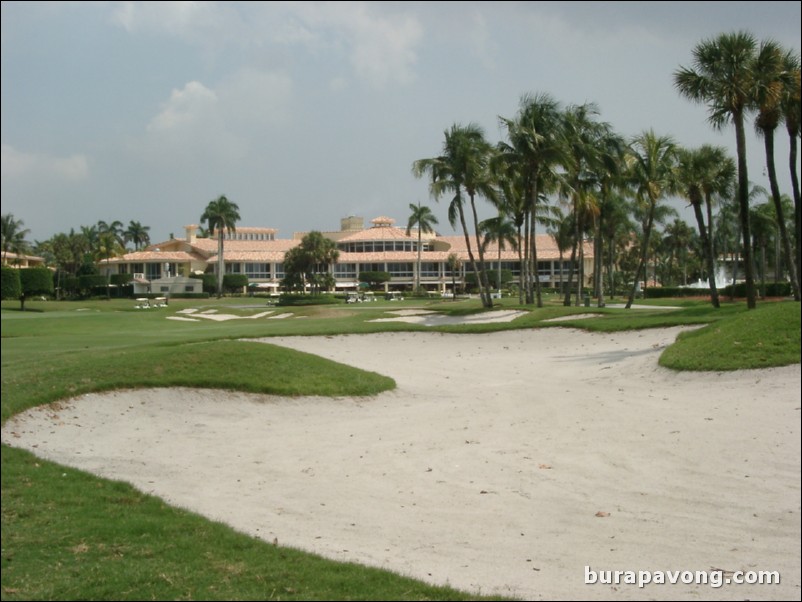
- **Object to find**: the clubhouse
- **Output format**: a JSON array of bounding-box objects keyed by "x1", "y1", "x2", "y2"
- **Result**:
[{"x1": 104, "y1": 216, "x2": 593, "y2": 295}]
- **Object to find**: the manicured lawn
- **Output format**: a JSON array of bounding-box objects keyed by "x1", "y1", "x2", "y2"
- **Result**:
[{"x1": 1, "y1": 295, "x2": 799, "y2": 600}]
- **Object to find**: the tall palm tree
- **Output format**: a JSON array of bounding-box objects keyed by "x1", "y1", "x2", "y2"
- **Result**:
[
  {"x1": 492, "y1": 159, "x2": 528, "y2": 304},
  {"x1": 497, "y1": 93, "x2": 567, "y2": 306},
  {"x1": 598, "y1": 193, "x2": 635, "y2": 299},
  {"x1": 1, "y1": 214, "x2": 30, "y2": 264},
  {"x1": 446, "y1": 252, "x2": 461, "y2": 301},
  {"x1": 560, "y1": 103, "x2": 617, "y2": 306},
  {"x1": 97, "y1": 220, "x2": 125, "y2": 250},
  {"x1": 125, "y1": 220, "x2": 151, "y2": 251},
  {"x1": 592, "y1": 132, "x2": 627, "y2": 307},
  {"x1": 750, "y1": 200, "x2": 777, "y2": 297},
  {"x1": 625, "y1": 130, "x2": 678, "y2": 309},
  {"x1": 752, "y1": 40, "x2": 800, "y2": 300},
  {"x1": 200, "y1": 195, "x2": 241, "y2": 298},
  {"x1": 406, "y1": 202, "x2": 439, "y2": 293},
  {"x1": 662, "y1": 218, "x2": 695, "y2": 286},
  {"x1": 480, "y1": 210, "x2": 518, "y2": 297},
  {"x1": 95, "y1": 220, "x2": 125, "y2": 299},
  {"x1": 676, "y1": 145, "x2": 736, "y2": 307},
  {"x1": 779, "y1": 51, "x2": 801, "y2": 288},
  {"x1": 674, "y1": 30, "x2": 760, "y2": 308},
  {"x1": 412, "y1": 124, "x2": 497, "y2": 308}
]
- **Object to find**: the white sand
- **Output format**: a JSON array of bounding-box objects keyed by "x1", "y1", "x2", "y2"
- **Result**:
[{"x1": 2, "y1": 326, "x2": 800, "y2": 600}]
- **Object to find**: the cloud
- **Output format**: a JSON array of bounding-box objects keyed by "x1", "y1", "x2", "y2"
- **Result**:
[
  {"x1": 140, "y1": 68, "x2": 293, "y2": 169},
  {"x1": 266, "y1": 2, "x2": 424, "y2": 88},
  {"x1": 111, "y1": 1, "x2": 247, "y2": 50},
  {"x1": 147, "y1": 69, "x2": 293, "y2": 134},
  {"x1": 147, "y1": 81, "x2": 219, "y2": 132},
  {"x1": 1, "y1": 144, "x2": 89, "y2": 181},
  {"x1": 218, "y1": 68, "x2": 294, "y2": 128}
]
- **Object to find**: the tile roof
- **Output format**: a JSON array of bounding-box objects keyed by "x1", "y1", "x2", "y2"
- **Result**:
[
  {"x1": 107, "y1": 250, "x2": 205, "y2": 263},
  {"x1": 338, "y1": 225, "x2": 416, "y2": 242}
]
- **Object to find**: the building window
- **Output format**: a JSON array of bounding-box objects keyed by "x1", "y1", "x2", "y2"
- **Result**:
[
  {"x1": 185, "y1": 285, "x2": 195, "y2": 292},
  {"x1": 334, "y1": 263, "x2": 357, "y2": 278},
  {"x1": 387, "y1": 262, "x2": 413, "y2": 278},
  {"x1": 420, "y1": 262, "x2": 440, "y2": 278},
  {"x1": 244, "y1": 263, "x2": 270, "y2": 279}
]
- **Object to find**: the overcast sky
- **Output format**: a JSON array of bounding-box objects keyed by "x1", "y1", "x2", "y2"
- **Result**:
[{"x1": 2, "y1": 1, "x2": 800, "y2": 245}]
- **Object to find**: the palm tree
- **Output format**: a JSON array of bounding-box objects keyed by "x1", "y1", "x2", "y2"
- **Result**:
[
  {"x1": 497, "y1": 93, "x2": 568, "y2": 306},
  {"x1": 1, "y1": 214, "x2": 30, "y2": 264},
  {"x1": 92, "y1": 221, "x2": 123, "y2": 299},
  {"x1": 662, "y1": 218, "x2": 695, "y2": 286},
  {"x1": 750, "y1": 200, "x2": 776, "y2": 297},
  {"x1": 412, "y1": 124, "x2": 497, "y2": 308},
  {"x1": 200, "y1": 195, "x2": 241, "y2": 297},
  {"x1": 779, "y1": 51, "x2": 801, "y2": 288},
  {"x1": 752, "y1": 41, "x2": 800, "y2": 300},
  {"x1": 479, "y1": 210, "x2": 518, "y2": 298},
  {"x1": 598, "y1": 193, "x2": 634, "y2": 300},
  {"x1": 676, "y1": 145, "x2": 736, "y2": 307},
  {"x1": 674, "y1": 30, "x2": 760, "y2": 308},
  {"x1": 97, "y1": 220, "x2": 125, "y2": 249},
  {"x1": 125, "y1": 220, "x2": 151, "y2": 251},
  {"x1": 406, "y1": 202, "x2": 439, "y2": 293},
  {"x1": 625, "y1": 130, "x2": 678, "y2": 309},
  {"x1": 446, "y1": 252, "x2": 461, "y2": 300},
  {"x1": 547, "y1": 206, "x2": 575, "y2": 296}
]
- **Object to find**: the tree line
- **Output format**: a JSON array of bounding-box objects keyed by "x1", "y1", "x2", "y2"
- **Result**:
[{"x1": 411, "y1": 30, "x2": 800, "y2": 309}]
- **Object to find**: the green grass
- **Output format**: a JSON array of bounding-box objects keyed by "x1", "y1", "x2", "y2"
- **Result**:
[
  {"x1": 1, "y1": 448, "x2": 496, "y2": 601},
  {"x1": 659, "y1": 301, "x2": 801, "y2": 370},
  {"x1": 2, "y1": 295, "x2": 800, "y2": 600}
]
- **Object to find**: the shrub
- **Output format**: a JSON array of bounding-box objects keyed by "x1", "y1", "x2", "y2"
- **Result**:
[
  {"x1": 20, "y1": 268, "x2": 54, "y2": 297},
  {"x1": 1, "y1": 266, "x2": 21, "y2": 300},
  {"x1": 110, "y1": 273, "x2": 133, "y2": 286},
  {"x1": 278, "y1": 293, "x2": 340, "y2": 306},
  {"x1": 78, "y1": 274, "x2": 108, "y2": 293},
  {"x1": 359, "y1": 271, "x2": 391, "y2": 289},
  {"x1": 190, "y1": 273, "x2": 217, "y2": 294},
  {"x1": 223, "y1": 273, "x2": 249, "y2": 293}
]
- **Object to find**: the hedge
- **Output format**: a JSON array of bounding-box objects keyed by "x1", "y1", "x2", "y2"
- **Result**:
[
  {"x1": 1, "y1": 266, "x2": 21, "y2": 300},
  {"x1": 20, "y1": 267, "x2": 54, "y2": 296}
]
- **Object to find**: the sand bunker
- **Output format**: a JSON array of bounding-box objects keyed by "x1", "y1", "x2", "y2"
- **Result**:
[
  {"x1": 370, "y1": 309, "x2": 527, "y2": 326},
  {"x1": 2, "y1": 327, "x2": 799, "y2": 600}
]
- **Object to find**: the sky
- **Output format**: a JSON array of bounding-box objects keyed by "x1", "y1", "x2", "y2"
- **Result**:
[{"x1": 2, "y1": 1, "x2": 801, "y2": 246}]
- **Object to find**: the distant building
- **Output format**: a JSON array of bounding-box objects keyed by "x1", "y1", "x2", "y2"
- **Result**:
[
  {"x1": 104, "y1": 217, "x2": 594, "y2": 294},
  {"x1": 1, "y1": 252, "x2": 46, "y2": 269}
]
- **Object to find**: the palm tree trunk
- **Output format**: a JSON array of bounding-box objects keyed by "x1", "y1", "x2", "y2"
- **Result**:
[
  {"x1": 456, "y1": 205, "x2": 484, "y2": 307},
  {"x1": 497, "y1": 247, "x2": 502, "y2": 298},
  {"x1": 576, "y1": 216, "x2": 585, "y2": 307},
  {"x1": 563, "y1": 240, "x2": 577, "y2": 307},
  {"x1": 787, "y1": 127, "x2": 801, "y2": 294},
  {"x1": 734, "y1": 111, "x2": 756, "y2": 309},
  {"x1": 692, "y1": 200, "x2": 719, "y2": 308},
  {"x1": 217, "y1": 231, "x2": 224, "y2": 298},
  {"x1": 468, "y1": 195, "x2": 493, "y2": 308},
  {"x1": 517, "y1": 224, "x2": 524, "y2": 304},
  {"x1": 626, "y1": 209, "x2": 655, "y2": 309},
  {"x1": 595, "y1": 214, "x2": 605, "y2": 307},
  {"x1": 523, "y1": 215, "x2": 532, "y2": 304},
  {"x1": 416, "y1": 230, "x2": 422, "y2": 292},
  {"x1": 521, "y1": 211, "x2": 535, "y2": 305},
  {"x1": 763, "y1": 129, "x2": 801, "y2": 300}
]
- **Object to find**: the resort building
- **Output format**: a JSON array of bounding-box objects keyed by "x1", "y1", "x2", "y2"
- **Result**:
[
  {"x1": 104, "y1": 216, "x2": 594, "y2": 294},
  {"x1": 1, "y1": 251, "x2": 46, "y2": 269}
]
